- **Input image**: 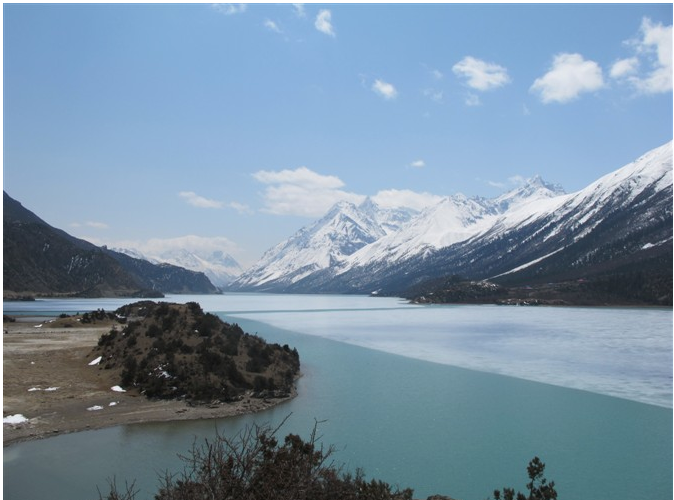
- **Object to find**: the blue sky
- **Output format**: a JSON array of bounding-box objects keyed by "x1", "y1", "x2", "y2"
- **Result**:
[{"x1": 3, "y1": 3, "x2": 672, "y2": 268}]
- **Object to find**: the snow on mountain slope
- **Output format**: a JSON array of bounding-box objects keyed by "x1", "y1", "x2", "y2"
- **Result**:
[
  {"x1": 483, "y1": 140, "x2": 672, "y2": 247},
  {"x1": 231, "y1": 141, "x2": 672, "y2": 293},
  {"x1": 113, "y1": 247, "x2": 243, "y2": 288},
  {"x1": 342, "y1": 195, "x2": 495, "y2": 269},
  {"x1": 232, "y1": 199, "x2": 416, "y2": 289},
  {"x1": 340, "y1": 176, "x2": 566, "y2": 272}
]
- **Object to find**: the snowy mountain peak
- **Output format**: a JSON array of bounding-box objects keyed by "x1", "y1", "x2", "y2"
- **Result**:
[
  {"x1": 494, "y1": 175, "x2": 566, "y2": 212},
  {"x1": 232, "y1": 197, "x2": 418, "y2": 289},
  {"x1": 232, "y1": 141, "x2": 672, "y2": 294},
  {"x1": 112, "y1": 247, "x2": 242, "y2": 288}
]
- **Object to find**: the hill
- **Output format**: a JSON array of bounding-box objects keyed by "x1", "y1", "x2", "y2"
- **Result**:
[
  {"x1": 3, "y1": 192, "x2": 219, "y2": 298},
  {"x1": 90, "y1": 301, "x2": 300, "y2": 403}
]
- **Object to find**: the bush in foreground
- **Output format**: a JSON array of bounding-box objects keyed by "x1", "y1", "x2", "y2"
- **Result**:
[{"x1": 98, "y1": 420, "x2": 556, "y2": 500}]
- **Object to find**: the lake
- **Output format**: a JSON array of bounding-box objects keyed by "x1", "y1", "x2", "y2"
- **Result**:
[{"x1": 3, "y1": 294, "x2": 672, "y2": 500}]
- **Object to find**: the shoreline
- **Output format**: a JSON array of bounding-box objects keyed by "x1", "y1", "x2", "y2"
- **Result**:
[{"x1": 2, "y1": 319, "x2": 297, "y2": 447}]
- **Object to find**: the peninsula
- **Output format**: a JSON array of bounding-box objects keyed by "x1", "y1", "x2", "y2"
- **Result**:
[{"x1": 3, "y1": 301, "x2": 300, "y2": 446}]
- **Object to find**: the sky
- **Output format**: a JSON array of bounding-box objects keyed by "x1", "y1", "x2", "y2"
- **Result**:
[{"x1": 3, "y1": 3, "x2": 673, "y2": 269}]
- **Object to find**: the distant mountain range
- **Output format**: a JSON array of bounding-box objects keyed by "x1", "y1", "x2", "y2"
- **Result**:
[
  {"x1": 229, "y1": 142, "x2": 672, "y2": 305},
  {"x1": 3, "y1": 192, "x2": 219, "y2": 298},
  {"x1": 112, "y1": 247, "x2": 243, "y2": 289}
]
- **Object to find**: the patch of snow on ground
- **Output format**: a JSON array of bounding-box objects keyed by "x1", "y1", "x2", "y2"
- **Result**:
[
  {"x1": 109, "y1": 402, "x2": 118, "y2": 406},
  {"x1": 111, "y1": 386, "x2": 126, "y2": 392},
  {"x1": 28, "y1": 387, "x2": 41, "y2": 392},
  {"x1": 44, "y1": 387, "x2": 59, "y2": 391},
  {"x1": 88, "y1": 356, "x2": 102, "y2": 366},
  {"x1": 3, "y1": 414, "x2": 29, "y2": 424},
  {"x1": 87, "y1": 405, "x2": 104, "y2": 411}
]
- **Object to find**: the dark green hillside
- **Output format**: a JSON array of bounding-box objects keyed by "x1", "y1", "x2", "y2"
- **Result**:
[
  {"x1": 91, "y1": 301, "x2": 300, "y2": 403},
  {"x1": 3, "y1": 191, "x2": 218, "y2": 297}
]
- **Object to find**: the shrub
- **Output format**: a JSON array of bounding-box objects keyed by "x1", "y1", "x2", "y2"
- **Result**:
[
  {"x1": 491, "y1": 456, "x2": 557, "y2": 500},
  {"x1": 98, "y1": 419, "x2": 415, "y2": 500}
]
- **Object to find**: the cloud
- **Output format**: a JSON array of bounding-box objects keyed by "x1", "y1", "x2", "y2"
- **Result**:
[
  {"x1": 211, "y1": 3, "x2": 247, "y2": 15},
  {"x1": 464, "y1": 93, "x2": 481, "y2": 106},
  {"x1": 111, "y1": 235, "x2": 242, "y2": 259},
  {"x1": 253, "y1": 166, "x2": 364, "y2": 217},
  {"x1": 292, "y1": 3, "x2": 306, "y2": 18},
  {"x1": 610, "y1": 57, "x2": 639, "y2": 78},
  {"x1": 70, "y1": 221, "x2": 109, "y2": 229},
  {"x1": 614, "y1": 17, "x2": 673, "y2": 94},
  {"x1": 452, "y1": 56, "x2": 511, "y2": 91},
  {"x1": 372, "y1": 79, "x2": 398, "y2": 100},
  {"x1": 530, "y1": 53, "x2": 604, "y2": 103},
  {"x1": 179, "y1": 191, "x2": 224, "y2": 209},
  {"x1": 372, "y1": 189, "x2": 443, "y2": 211},
  {"x1": 315, "y1": 9, "x2": 335, "y2": 37},
  {"x1": 422, "y1": 88, "x2": 443, "y2": 103},
  {"x1": 487, "y1": 175, "x2": 526, "y2": 190},
  {"x1": 227, "y1": 201, "x2": 253, "y2": 215},
  {"x1": 264, "y1": 19, "x2": 282, "y2": 34},
  {"x1": 409, "y1": 160, "x2": 425, "y2": 168}
]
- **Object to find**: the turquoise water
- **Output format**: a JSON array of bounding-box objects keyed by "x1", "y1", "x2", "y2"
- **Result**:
[{"x1": 3, "y1": 295, "x2": 672, "y2": 500}]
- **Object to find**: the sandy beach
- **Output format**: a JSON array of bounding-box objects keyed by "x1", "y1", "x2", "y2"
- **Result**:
[{"x1": 2, "y1": 317, "x2": 296, "y2": 447}]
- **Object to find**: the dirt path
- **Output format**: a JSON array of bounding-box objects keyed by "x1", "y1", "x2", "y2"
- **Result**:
[{"x1": 3, "y1": 317, "x2": 295, "y2": 447}]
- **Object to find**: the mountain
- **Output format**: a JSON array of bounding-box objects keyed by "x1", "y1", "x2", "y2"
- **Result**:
[
  {"x1": 230, "y1": 142, "x2": 672, "y2": 304},
  {"x1": 3, "y1": 192, "x2": 219, "y2": 298},
  {"x1": 230, "y1": 199, "x2": 416, "y2": 291},
  {"x1": 114, "y1": 247, "x2": 243, "y2": 288}
]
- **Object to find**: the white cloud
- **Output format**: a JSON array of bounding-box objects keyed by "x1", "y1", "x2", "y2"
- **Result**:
[
  {"x1": 432, "y1": 69, "x2": 444, "y2": 80},
  {"x1": 530, "y1": 53, "x2": 604, "y2": 104},
  {"x1": 179, "y1": 191, "x2": 224, "y2": 209},
  {"x1": 452, "y1": 56, "x2": 511, "y2": 91},
  {"x1": 464, "y1": 93, "x2": 481, "y2": 106},
  {"x1": 212, "y1": 3, "x2": 247, "y2": 15},
  {"x1": 487, "y1": 175, "x2": 526, "y2": 190},
  {"x1": 253, "y1": 166, "x2": 364, "y2": 217},
  {"x1": 372, "y1": 79, "x2": 398, "y2": 100},
  {"x1": 228, "y1": 201, "x2": 253, "y2": 215},
  {"x1": 292, "y1": 3, "x2": 306, "y2": 18},
  {"x1": 264, "y1": 19, "x2": 282, "y2": 34},
  {"x1": 610, "y1": 57, "x2": 639, "y2": 78},
  {"x1": 111, "y1": 235, "x2": 242, "y2": 259},
  {"x1": 372, "y1": 189, "x2": 443, "y2": 211},
  {"x1": 409, "y1": 160, "x2": 425, "y2": 169},
  {"x1": 315, "y1": 9, "x2": 335, "y2": 37},
  {"x1": 616, "y1": 17, "x2": 673, "y2": 94},
  {"x1": 423, "y1": 88, "x2": 443, "y2": 103},
  {"x1": 70, "y1": 221, "x2": 109, "y2": 229}
]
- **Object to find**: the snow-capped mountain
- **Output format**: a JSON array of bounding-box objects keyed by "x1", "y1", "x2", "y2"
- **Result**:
[
  {"x1": 230, "y1": 199, "x2": 416, "y2": 291},
  {"x1": 342, "y1": 178, "x2": 565, "y2": 271},
  {"x1": 114, "y1": 247, "x2": 243, "y2": 288},
  {"x1": 230, "y1": 141, "x2": 672, "y2": 295}
]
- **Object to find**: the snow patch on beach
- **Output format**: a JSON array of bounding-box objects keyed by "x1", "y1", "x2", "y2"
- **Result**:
[
  {"x1": 111, "y1": 386, "x2": 126, "y2": 392},
  {"x1": 88, "y1": 356, "x2": 102, "y2": 366},
  {"x1": 3, "y1": 414, "x2": 29, "y2": 424}
]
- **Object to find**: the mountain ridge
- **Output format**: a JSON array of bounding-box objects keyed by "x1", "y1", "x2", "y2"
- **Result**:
[
  {"x1": 3, "y1": 192, "x2": 219, "y2": 298},
  {"x1": 230, "y1": 141, "x2": 672, "y2": 303}
]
